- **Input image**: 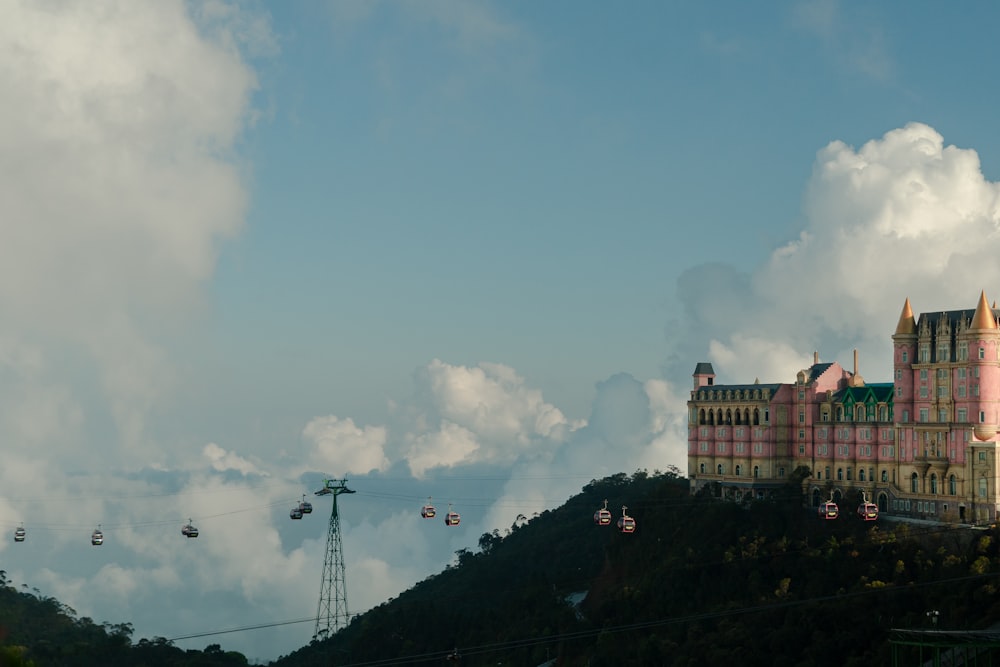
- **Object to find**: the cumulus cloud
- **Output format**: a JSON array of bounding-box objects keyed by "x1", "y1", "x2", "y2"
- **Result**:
[
  {"x1": 0, "y1": 0, "x2": 260, "y2": 456},
  {"x1": 301, "y1": 416, "x2": 390, "y2": 476},
  {"x1": 674, "y1": 122, "x2": 1000, "y2": 387}
]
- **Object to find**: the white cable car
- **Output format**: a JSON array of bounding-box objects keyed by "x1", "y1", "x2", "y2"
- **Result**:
[
  {"x1": 857, "y1": 493, "x2": 878, "y2": 521},
  {"x1": 617, "y1": 506, "x2": 636, "y2": 534},
  {"x1": 91, "y1": 525, "x2": 104, "y2": 546},
  {"x1": 14, "y1": 524, "x2": 26, "y2": 543},
  {"x1": 421, "y1": 497, "x2": 436, "y2": 519},
  {"x1": 445, "y1": 503, "x2": 461, "y2": 527},
  {"x1": 299, "y1": 495, "x2": 313, "y2": 515},
  {"x1": 181, "y1": 519, "x2": 199, "y2": 538},
  {"x1": 819, "y1": 500, "x2": 839, "y2": 520},
  {"x1": 290, "y1": 506, "x2": 303, "y2": 520},
  {"x1": 594, "y1": 499, "x2": 612, "y2": 526}
]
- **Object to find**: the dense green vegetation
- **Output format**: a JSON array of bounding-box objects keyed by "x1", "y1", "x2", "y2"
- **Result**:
[
  {"x1": 275, "y1": 468, "x2": 1000, "y2": 666},
  {"x1": 0, "y1": 570, "x2": 249, "y2": 666},
  {"x1": 5, "y1": 468, "x2": 1000, "y2": 665}
]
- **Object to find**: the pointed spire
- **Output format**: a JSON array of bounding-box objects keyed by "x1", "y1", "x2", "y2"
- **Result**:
[
  {"x1": 971, "y1": 290, "x2": 996, "y2": 330},
  {"x1": 894, "y1": 298, "x2": 916, "y2": 335}
]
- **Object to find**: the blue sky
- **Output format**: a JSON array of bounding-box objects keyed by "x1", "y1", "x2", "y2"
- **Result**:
[{"x1": 4, "y1": 0, "x2": 1000, "y2": 662}]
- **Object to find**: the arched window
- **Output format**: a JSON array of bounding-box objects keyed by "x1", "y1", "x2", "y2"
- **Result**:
[
  {"x1": 709, "y1": 411, "x2": 716, "y2": 425},
  {"x1": 717, "y1": 464, "x2": 724, "y2": 475},
  {"x1": 699, "y1": 409, "x2": 706, "y2": 425},
  {"x1": 950, "y1": 474, "x2": 957, "y2": 495},
  {"x1": 744, "y1": 408, "x2": 751, "y2": 424},
  {"x1": 847, "y1": 468, "x2": 853, "y2": 481},
  {"x1": 837, "y1": 468, "x2": 844, "y2": 481},
  {"x1": 726, "y1": 409, "x2": 733, "y2": 425},
  {"x1": 753, "y1": 465, "x2": 759, "y2": 478},
  {"x1": 881, "y1": 470, "x2": 888, "y2": 482},
  {"x1": 911, "y1": 472, "x2": 919, "y2": 493},
  {"x1": 859, "y1": 469, "x2": 866, "y2": 482},
  {"x1": 699, "y1": 463, "x2": 706, "y2": 474},
  {"x1": 735, "y1": 464, "x2": 742, "y2": 476},
  {"x1": 735, "y1": 410, "x2": 742, "y2": 425},
  {"x1": 753, "y1": 409, "x2": 760, "y2": 425},
  {"x1": 931, "y1": 473, "x2": 938, "y2": 494}
]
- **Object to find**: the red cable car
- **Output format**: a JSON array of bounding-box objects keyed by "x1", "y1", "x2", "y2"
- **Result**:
[
  {"x1": 445, "y1": 503, "x2": 461, "y2": 526},
  {"x1": 857, "y1": 493, "x2": 878, "y2": 521},
  {"x1": 819, "y1": 501, "x2": 839, "y2": 520},
  {"x1": 421, "y1": 497, "x2": 436, "y2": 519},
  {"x1": 594, "y1": 499, "x2": 612, "y2": 526},
  {"x1": 617, "y1": 506, "x2": 636, "y2": 534}
]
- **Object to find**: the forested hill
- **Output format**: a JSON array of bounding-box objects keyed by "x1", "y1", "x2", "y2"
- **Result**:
[{"x1": 274, "y1": 469, "x2": 1000, "y2": 667}]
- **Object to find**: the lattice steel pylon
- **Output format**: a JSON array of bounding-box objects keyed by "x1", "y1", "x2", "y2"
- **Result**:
[{"x1": 313, "y1": 478, "x2": 355, "y2": 641}]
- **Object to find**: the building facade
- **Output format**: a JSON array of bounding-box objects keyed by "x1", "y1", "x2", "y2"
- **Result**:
[{"x1": 687, "y1": 292, "x2": 1000, "y2": 524}]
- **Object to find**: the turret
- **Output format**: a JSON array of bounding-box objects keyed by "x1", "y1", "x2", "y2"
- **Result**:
[{"x1": 693, "y1": 362, "x2": 715, "y2": 390}]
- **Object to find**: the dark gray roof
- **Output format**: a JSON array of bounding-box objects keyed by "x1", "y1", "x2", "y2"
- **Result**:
[
  {"x1": 807, "y1": 362, "x2": 835, "y2": 382},
  {"x1": 693, "y1": 362, "x2": 715, "y2": 376}
]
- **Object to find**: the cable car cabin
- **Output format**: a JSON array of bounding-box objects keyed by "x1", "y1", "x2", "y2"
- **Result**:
[
  {"x1": 14, "y1": 526, "x2": 25, "y2": 543},
  {"x1": 290, "y1": 507, "x2": 303, "y2": 520},
  {"x1": 298, "y1": 500, "x2": 313, "y2": 515},
  {"x1": 182, "y1": 523, "x2": 199, "y2": 538},
  {"x1": 857, "y1": 502, "x2": 878, "y2": 521},
  {"x1": 421, "y1": 503, "x2": 436, "y2": 519},
  {"x1": 91, "y1": 528, "x2": 104, "y2": 546},
  {"x1": 818, "y1": 501, "x2": 839, "y2": 520},
  {"x1": 594, "y1": 508, "x2": 612, "y2": 526},
  {"x1": 445, "y1": 510, "x2": 461, "y2": 526},
  {"x1": 618, "y1": 515, "x2": 637, "y2": 533}
]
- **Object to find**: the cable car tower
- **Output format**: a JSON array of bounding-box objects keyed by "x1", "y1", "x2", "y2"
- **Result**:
[{"x1": 313, "y1": 478, "x2": 355, "y2": 641}]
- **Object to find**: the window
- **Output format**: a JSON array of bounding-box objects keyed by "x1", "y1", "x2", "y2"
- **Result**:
[
  {"x1": 920, "y1": 369, "x2": 928, "y2": 380},
  {"x1": 938, "y1": 368, "x2": 948, "y2": 379},
  {"x1": 846, "y1": 468, "x2": 852, "y2": 480},
  {"x1": 930, "y1": 474, "x2": 938, "y2": 494},
  {"x1": 717, "y1": 464, "x2": 724, "y2": 474},
  {"x1": 959, "y1": 343, "x2": 968, "y2": 361},
  {"x1": 882, "y1": 470, "x2": 888, "y2": 482},
  {"x1": 902, "y1": 351, "x2": 909, "y2": 362},
  {"x1": 859, "y1": 469, "x2": 866, "y2": 482},
  {"x1": 920, "y1": 387, "x2": 928, "y2": 398},
  {"x1": 980, "y1": 347, "x2": 986, "y2": 360},
  {"x1": 798, "y1": 443, "x2": 805, "y2": 454},
  {"x1": 837, "y1": 468, "x2": 844, "y2": 481},
  {"x1": 778, "y1": 467, "x2": 785, "y2": 478},
  {"x1": 896, "y1": 369, "x2": 902, "y2": 380},
  {"x1": 959, "y1": 368, "x2": 967, "y2": 379},
  {"x1": 911, "y1": 473, "x2": 919, "y2": 493},
  {"x1": 919, "y1": 409, "x2": 929, "y2": 423},
  {"x1": 979, "y1": 451, "x2": 987, "y2": 462},
  {"x1": 959, "y1": 385, "x2": 966, "y2": 398},
  {"x1": 981, "y1": 411, "x2": 986, "y2": 423},
  {"x1": 903, "y1": 410, "x2": 909, "y2": 422},
  {"x1": 735, "y1": 465, "x2": 742, "y2": 476},
  {"x1": 939, "y1": 409, "x2": 948, "y2": 423},
  {"x1": 699, "y1": 463, "x2": 706, "y2": 474},
  {"x1": 938, "y1": 386, "x2": 948, "y2": 397},
  {"x1": 799, "y1": 411, "x2": 805, "y2": 424},
  {"x1": 979, "y1": 477, "x2": 988, "y2": 498},
  {"x1": 920, "y1": 345, "x2": 930, "y2": 362},
  {"x1": 753, "y1": 466, "x2": 759, "y2": 478},
  {"x1": 700, "y1": 442, "x2": 709, "y2": 452},
  {"x1": 949, "y1": 475, "x2": 957, "y2": 495}
]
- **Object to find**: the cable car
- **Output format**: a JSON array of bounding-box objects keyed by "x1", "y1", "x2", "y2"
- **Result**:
[
  {"x1": 91, "y1": 526, "x2": 104, "y2": 546},
  {"x1": 181, "y1": 520, "x2": 199, "y2": 538},
  {"x1": 445, "y1": 503, "x2": 460, "y2": 527},
  {"x1": 594, "y1": 499, "x2": 612, "y2": 526},
  {"x1": 14, "y1": 524, "x2": 25, "y2": 543},
  {"x1": 290, "y1": 506, "x2": 303, "y2": 520},
  {"x1": 421, "y1": 497, "x2": 436, "y2": 519},
  {"x1": 857, "y1": 493, "x2": 878, "y2": 521},
  {"x1": 299, "y1": 495, "x2": 313, "y2": 515},
  {"x1": 617, "y1": 506, "x2": 636, "y2": 534},
  {"x1": 819, "y1": 501, "x2": 839, "y2": 520}
]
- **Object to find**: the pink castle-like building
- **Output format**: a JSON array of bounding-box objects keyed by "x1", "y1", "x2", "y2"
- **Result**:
[{"x1": 687, "y1": 291, "x2": 1000, "y2": 524}]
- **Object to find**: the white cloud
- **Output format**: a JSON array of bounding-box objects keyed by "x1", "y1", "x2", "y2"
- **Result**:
[
  {"x1": 301, "y1": 416, "x2": 390, "y2": 476},
  {"x1": 0, "y1": 0, "x2": 261, "y2": 455},
  {"x1": 203, "y1": 442, "x2": 264, "y2": 476}
]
